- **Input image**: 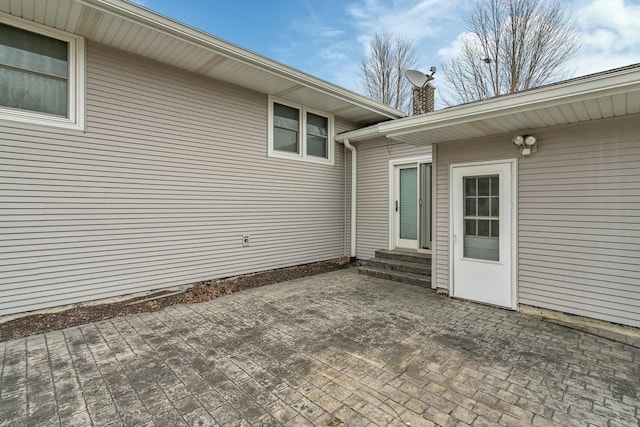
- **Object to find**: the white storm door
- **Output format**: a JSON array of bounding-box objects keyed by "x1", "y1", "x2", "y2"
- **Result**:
[
  {"x1": 451, "y1": 161, "x2": 515, "y2": 309},
  {"x1": 395, "y1": 165, "x2": 418, "y2": 249}
]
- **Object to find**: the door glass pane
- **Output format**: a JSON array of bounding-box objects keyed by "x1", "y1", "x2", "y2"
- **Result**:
[
  {"x1": 463, "y1": 175, "x2": 499, "y2": 261},
  {"x1": 490, "y1": 220, "x2": 499, "y2": 237},
  {"x1": 465, "y1": 198, "x2": 476, "y2": 216},
  {"x1": 465, "y1": 219, "x2": 476, "y2": 235},
  {"x1": 400, "y1": 167, "x2": 417, "y2": 240},
  {"x1": 491, "y1": 176, "x2": 499, "y2": 195},
  {"x1": 490, "y1": 197, "x2": 499, "y2": 217},
  {"x1": 477, "y1": 177, "x2": 490, "y2": 196},
  {"x1": 477, "y1": 197, "x2": 489, "y2": 216},
  {"x1": 464, "y1": 178, "x2": 476, "y2": 196},
  {"x1": 477, "y1": 220, "x2": 490, "y2": 236}
]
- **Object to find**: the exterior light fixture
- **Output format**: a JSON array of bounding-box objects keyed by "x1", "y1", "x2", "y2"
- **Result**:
[
  {"x1": 512, "y1": 134, "x2": 537, "y2": 156},
  {"x1": 512, "y1": 135, "x2": 524, "y2": 146}
]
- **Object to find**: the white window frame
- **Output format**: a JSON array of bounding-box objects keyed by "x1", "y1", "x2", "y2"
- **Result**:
[
  {"x1": 0, "y1": 13, "x2": 85, "y2": 131},
  {"x1": 268, "y1": 96, "x2": 334, "y2": 166}
]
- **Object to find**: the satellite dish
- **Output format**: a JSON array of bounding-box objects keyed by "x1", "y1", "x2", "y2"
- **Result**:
[
  {"x1": 405, "y1": 68, "x2": 436, "y2": 88},
  {"x1": 405, "y1": 70, "x2": 429, "y2": 88}
]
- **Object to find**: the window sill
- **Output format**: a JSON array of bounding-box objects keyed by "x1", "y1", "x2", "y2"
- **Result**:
[
  {"x1": 0, "y1": 108, "x2": 84, "y2": 131},
  {"x1": 268, "y1": 149, "x2": 334, "y2": 166}
]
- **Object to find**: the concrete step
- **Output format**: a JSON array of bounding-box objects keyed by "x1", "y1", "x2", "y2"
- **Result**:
[
  {"x1": 358, "y1": 266, "x2": 432, "y2": 289},
  {"x1": 367, "y1": 257, "x2": 431, "y2": 275},
  {"x1": 375, "y1": 249, "x2": 431, "y2": 265}
]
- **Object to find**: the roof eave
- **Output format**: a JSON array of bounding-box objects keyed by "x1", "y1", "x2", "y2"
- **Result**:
[
  {"x1": 383, "y1": 66, "x2": 640, "y2": 138},
  {"x1": 76, "y1": 0, "x2": 405, "y2": 122},
  {"x1": 338, "y1": 64, "x2": 640, "y2": 143}
]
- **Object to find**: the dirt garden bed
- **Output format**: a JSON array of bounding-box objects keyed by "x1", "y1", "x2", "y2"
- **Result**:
[{"x1": 0, "y1": 258, "x2": 354, "y2": 342}]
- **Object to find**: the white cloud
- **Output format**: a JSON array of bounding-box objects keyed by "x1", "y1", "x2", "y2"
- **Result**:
[
  {"x1": 346, "y1": 0, "x2": 464, "y2": 54},
  {"x1": 436, "y1": 0, "x2": 640, "y2": 80},
  {"x1": 437, "y1": 31, "x2": 474, "y2": 61},
  {"x1": 319, "y1": 28, "x2": 345, "y2": 38},
  {"x1": 576, "y1": 0, "x2": 640, "y2": 46},
  {"x1": 320, "y1": 45, "x2": 349, "y2": 61},
  {"x1": 569, "y1": 0, "x2": 640, "y2": 75},
  {"x1": 346, "y1": 0, "x2": 459, "y2": 37}
]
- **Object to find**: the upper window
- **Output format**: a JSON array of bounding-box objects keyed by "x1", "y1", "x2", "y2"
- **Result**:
[
  {"x1": 0, "y1": 15, "x2": 84, "y2": 130},
  {"x1": 268, "y1": 97, "x2": 334, "y2": 165}
]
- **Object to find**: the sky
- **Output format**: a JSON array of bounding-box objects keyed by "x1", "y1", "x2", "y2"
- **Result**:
[{"x1": 133, "y1": 0, "x2": 640, "y2": 107}]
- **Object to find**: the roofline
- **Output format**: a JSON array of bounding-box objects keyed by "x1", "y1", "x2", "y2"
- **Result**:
[
  {"x1": 76, "y1": 0, "x2": 405, "y2": 121},
  {"x1": 337, "y1": 63, "x2": 640, "y2": 142}
]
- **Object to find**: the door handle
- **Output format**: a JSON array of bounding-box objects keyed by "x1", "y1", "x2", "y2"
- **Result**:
[{"x1": 395, "y1": 200, "x2": 398, "y2": 212}]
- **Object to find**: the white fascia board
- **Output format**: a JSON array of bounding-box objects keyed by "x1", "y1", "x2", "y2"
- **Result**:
[
  {"x1": 76, "y1": 0, "x2": 405, "y2": 121},
  {"x1": 335, "y1": 124, "x2": 383, "y2": 142},
  {"x1": 380, "y1": 67, "x2": 640, "y2": 138}
]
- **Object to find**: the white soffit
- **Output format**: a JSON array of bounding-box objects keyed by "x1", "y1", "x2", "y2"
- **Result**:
[{"x1": 0, "y1": 0, "x2": 404, "y2": 126}]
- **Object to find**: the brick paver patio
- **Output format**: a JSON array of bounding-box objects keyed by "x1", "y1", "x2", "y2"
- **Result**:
[{"x1": 1, "y1": 268, "x2": 639, "y2": 426}]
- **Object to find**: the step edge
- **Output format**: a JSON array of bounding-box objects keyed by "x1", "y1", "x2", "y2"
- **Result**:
[
  {"x1": 368, "y1": 258, "x2": 432, "y2": 268},
  {"x1": 358, "y1": 266, "x2": 432, "y2": 283},
  {"x1": 374, "y1": 251, "x2": 431, "y2": 261}
]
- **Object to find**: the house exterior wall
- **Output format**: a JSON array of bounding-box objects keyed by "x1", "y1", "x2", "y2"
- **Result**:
[
  {"x1": 0, "y1": 41, "x2": 354, "y2": 316},
  {"x1": 435, "y1": 114, "x2": 640, "y2": 328},
  {"x1": 353, "y1": 138, "x2": 432, "y2": 259}
]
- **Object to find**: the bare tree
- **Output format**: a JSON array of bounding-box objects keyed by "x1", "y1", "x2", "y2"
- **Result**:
[
  {"x1": 359, "y1": 32, "x2": 417, "y2": 113},
  {"x1": 442, "y1": 0, "x2": 580, "y2": 105}
]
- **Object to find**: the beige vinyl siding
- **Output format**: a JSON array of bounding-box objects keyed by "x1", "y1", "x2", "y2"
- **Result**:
[
  {"x1": 0, "y1": 42, "x2": 350, "y2": 316},
  {"x1": 517, "y1": 114, "x2": 640, "y2": 328},
  {"x1": 354, "y1": 138, "x2": 432, "y2": 259},
  {"x1": 436, "y1": 114, "x2": 640, "y2": 328}
]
